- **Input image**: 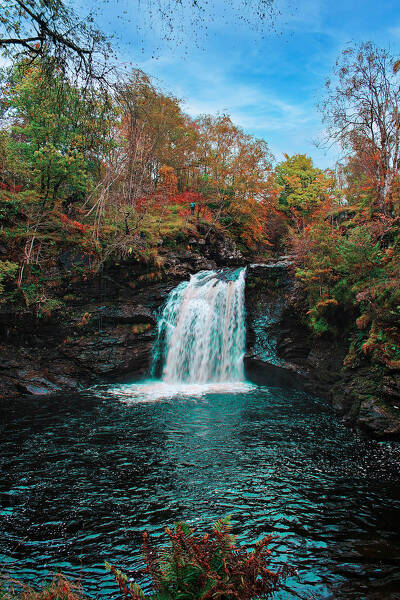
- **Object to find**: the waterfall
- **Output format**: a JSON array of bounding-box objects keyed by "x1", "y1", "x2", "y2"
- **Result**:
[
  {"x1": 153, "y1": 268, "x2": 246, "y2": 384},
  {"x1": 105, "y1": 267, "x2": 251, "y2": 400}
]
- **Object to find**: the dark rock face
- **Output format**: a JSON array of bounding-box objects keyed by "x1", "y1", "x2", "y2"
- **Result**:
[
  {"x1": 59, "y1": 249, "x2": 93, "y2": 271},
  {"x1": 0, "y1": 229, "x2": 244, "y2": 399},
  {"x1": 0, "y1": 260, "x2": 172, "y2": 399},
  {"x1": 245, "y1": 258, "x2": 295, "y2": 368},
  {"x1": 2, "y1": 244, "x2": 400, "y2": 441},
  {"x1": 330, "y1": 368, "x2": 400, "y2": 439},
  {"x1": 245, "y1": 259, "x2": 400, "y2": 440},
  {"x1": 247, "y1": 261, "x2": 293, "y2": 281},
  {"x1": 243, "y1": 356, "x2": 304, "y2": 389},
  {"x1": 0, "y1": 295, "x2": 161, "y2": 399},
  {"x1": 0, "y1": 354, "x2": 83, "y2": 398},
  {"x1": 61, "y1": 328, "x2": 154, "y2": 377},
  {"x1": 95, "y1": 304, "x2": 156, "y2": 326},
  {"x1": 161, "y1": 250, "x2": 215, "y2": 276},
  {"x1": 196, "y1": 223, "x2": 244, "y2": 266},
  {"x1": 358, "y1": 398, "x2": 400, "y2": 439}
]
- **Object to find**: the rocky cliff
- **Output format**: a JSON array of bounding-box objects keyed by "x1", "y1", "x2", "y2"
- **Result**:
[
  {"x1": 1, "y1": 243, "x2": 400, "y2": 440},
  {"x1": 0, "y1": 227, "x2": 243, "y2": 399},
  {"x1": 245, "y1": 260, "x2": 400, "y2": 440}
]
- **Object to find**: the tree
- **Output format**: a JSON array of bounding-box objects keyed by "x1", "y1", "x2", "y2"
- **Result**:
[
  {"x1": 0, "y1": 0, "x2": 111, "y2": 82},
  {"x1": 0, "y1": 60, "x2": 116, "y2": 286},
  {"x1": 93, "y1": 71, "x2": 193, "y2": 227},
  {"x1": 275, "y1": 154, "x2": 338, "y2": 231},
  {"x1": 0, "y1": 0, "x2": 282, "y2": 82},
  {"x1": 321, "y1": 42, "x2": 400, "y2": 214},
  {"x1": 193, "y1": 114, "x2": 273, "y2": 248},
  {"x1": 1, "y1": 61, "x2": 116, "y2": 207}
]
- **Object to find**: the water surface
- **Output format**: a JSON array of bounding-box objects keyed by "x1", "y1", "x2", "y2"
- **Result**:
[{"x1": 1, "y1": 384, "x2": 400, "y2": 599}]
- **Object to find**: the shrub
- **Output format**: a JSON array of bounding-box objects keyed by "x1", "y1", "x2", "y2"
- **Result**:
[
  {"x1": 0, "y1": 574, "x2": 86, "y2": 600},
  {"x1": 106, "y1": 516, "x2": 297, "y2": 600},
  {"x1": 0, "y1": 260, "x2": 18, "y2": 301}
]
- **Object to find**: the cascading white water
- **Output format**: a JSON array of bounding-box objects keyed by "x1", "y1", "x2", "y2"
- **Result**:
[
  {"x1": 105, "y1": 268, "x2": 251, "y2": 401},
  {"x1": 153, "y1": 268, "x2": 246, "y2": 384}
]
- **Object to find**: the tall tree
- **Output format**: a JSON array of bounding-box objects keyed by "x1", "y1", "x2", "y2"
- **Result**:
[
  {"x1": 275, "y1": 154, "x2": 337, "y2": 231},
  {"x1": 321, "y1": 42, "x2": 400, "y2": 214},
  {"x1": 1, "y1": 61, "x2": 115, "y2": 207},
  {"x1": 194, "y1": 114, "x2": 272, "y2": 244},
  {"x1": 0, "y1": 60, "x2": 116, "y2": 284}
]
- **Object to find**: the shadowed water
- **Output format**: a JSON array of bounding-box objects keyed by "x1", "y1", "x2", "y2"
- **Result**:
[{"x1": 1, "y1": 385, "x2": 400, "y2": 600}]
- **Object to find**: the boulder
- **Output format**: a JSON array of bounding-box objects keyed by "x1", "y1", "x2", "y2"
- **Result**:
[
  {"x1": 61, "y1": 328, "x2": 155, "y2": 377},
  {"x1": 13, "y1": 367, "x2": 80, "y2": 396},
  {"x1": 244, "y1": 356, "x2": 304, "y2": 389},
  {"x1": 196, "y1": 223, "x2": 244, "y2": 266},
  {"x1": 247, "y1": 260, "x2": 293, "y2": 287},
  {"x1": 358, "y1": 397, "x2": 400, "y2": 439},
  {"x1": 59, "y1": 249, "x2": 93, "y2": 271}
]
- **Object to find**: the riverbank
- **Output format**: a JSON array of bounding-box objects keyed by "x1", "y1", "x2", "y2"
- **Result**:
[{"x1": 245, "y1": 261, "x2": 400, "y2": 440}]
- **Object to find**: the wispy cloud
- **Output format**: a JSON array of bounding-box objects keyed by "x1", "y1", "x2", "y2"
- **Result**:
[
  {"x1": 79, "y1": 0, "x2": 400, "y2": 167},
  {"x1": 388, "y1": 25, "x2": 400, "y2": 39}
]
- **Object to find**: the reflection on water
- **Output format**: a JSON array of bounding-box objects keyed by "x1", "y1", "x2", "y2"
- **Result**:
[{"x1": 1, "y1": 384, "x2": 400, "y2": 600}]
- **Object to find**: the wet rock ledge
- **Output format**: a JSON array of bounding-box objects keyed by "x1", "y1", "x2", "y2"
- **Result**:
[
  {"x1": 0, "y1": 231, "x2": 245, "y2": 399},
  {"x1": 245, "y1": 259, "x2": 400, "y2": 440}
]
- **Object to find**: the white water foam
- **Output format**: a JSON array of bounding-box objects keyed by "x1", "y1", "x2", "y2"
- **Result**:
[
  {"x1": 107, "y1": 268, "x2": 249, "y2": 401},
  {"x1": 153, "y1": 268, "x2": 247, "y2": 384},
  {"x1": 107, "y1": 380, "x2": 255, "y2": 403}
]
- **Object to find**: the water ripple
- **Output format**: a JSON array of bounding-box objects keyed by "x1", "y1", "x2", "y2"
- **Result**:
[{"x1": 1, "y1": 386, "x2": 400, "y2": 599}]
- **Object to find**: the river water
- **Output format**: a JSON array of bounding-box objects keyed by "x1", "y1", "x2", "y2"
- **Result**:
[
  {"x1": 1, "y1": 384, "x2": 400, "y2": 599},
  {"x1": 1, "y1": 270, "x2": 400, "y2": 599}
]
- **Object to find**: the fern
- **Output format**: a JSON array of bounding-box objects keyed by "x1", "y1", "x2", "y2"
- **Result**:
[{"x1": 106, "y1": 518, "x2": 297, "y2": 600}]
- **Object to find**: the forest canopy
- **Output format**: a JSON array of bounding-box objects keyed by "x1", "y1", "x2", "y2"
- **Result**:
[{"x1": 0, "y1": 3, "x2": 399, "y2": 374}]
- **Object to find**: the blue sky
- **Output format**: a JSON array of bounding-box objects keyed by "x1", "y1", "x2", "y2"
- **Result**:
[{"x1": 81, "y1": 0, "x2": 400, "y2": 168}]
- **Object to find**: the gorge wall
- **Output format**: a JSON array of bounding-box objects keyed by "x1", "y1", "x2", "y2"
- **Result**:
[
  {"x1": 0, "y1": 228, "x2": 242, "y2": 398},
  {"x1": 245, "y1": 261, "x2": 400, "y2": 440},
  {"x1": 1, "y1": 236, "x2": 400, "y2": 440}
]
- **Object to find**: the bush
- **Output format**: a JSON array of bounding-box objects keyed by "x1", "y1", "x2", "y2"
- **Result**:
[
  {"x1": 0, "y1": 575, "x2": 85, "y2": 600},
  {"x1": 1, "y1": 520, "x2": 299, "y2": 600},
  {"x1": 0, "y1": 260, "x2": 18, "y2": 301},
  {"x1": 106, "y1": 516, "x2": 297, "y2": 600}
]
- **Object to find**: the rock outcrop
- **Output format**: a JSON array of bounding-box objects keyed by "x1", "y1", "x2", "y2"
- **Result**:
[
  {"x1": 245, "y1": 258, "x2": 400, "y2": 440},
  {"x1": 0, "y1": 231, "x2": 244, "y2": 399},
  {"x1": 1, "y1": 245, "x2": 400, "y2": 440}
]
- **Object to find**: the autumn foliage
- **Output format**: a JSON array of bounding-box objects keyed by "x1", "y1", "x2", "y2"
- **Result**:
[
  {"x1": 0, "y1": 575, "x2": 86, "y2": 600},
  {"x1": 105, "y1": 517, "x2": 297, "y2": 600},
  {"x1": 0, "y1": 42, "x2": 400, "y2": 373},
  {"x1": 0, "y1": 520, "x2": 298, "y2": 600}
]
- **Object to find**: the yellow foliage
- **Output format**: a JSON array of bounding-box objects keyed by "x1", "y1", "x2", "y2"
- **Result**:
[
  {"x1": 384, "y1": 359, "x2": 400, "y2": 370},
  {"x1": 356, "y1": 314, "x2": 370, "y2": 330},
  {"x1": 361, "y1": 323, "x2": 379, "y2": 355},
  {"x1": 131, "y1": 323, "x2": 152, "y2": 334},
  {"x1": 343, "y1": 345, "x2": 357, "y2": 367},
  {"x1": 77, "y1": 312, "x2": 91, "y2": 327},
  {"x1": 315, "y1": 298, "x2": 338, "y2": 313}
]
